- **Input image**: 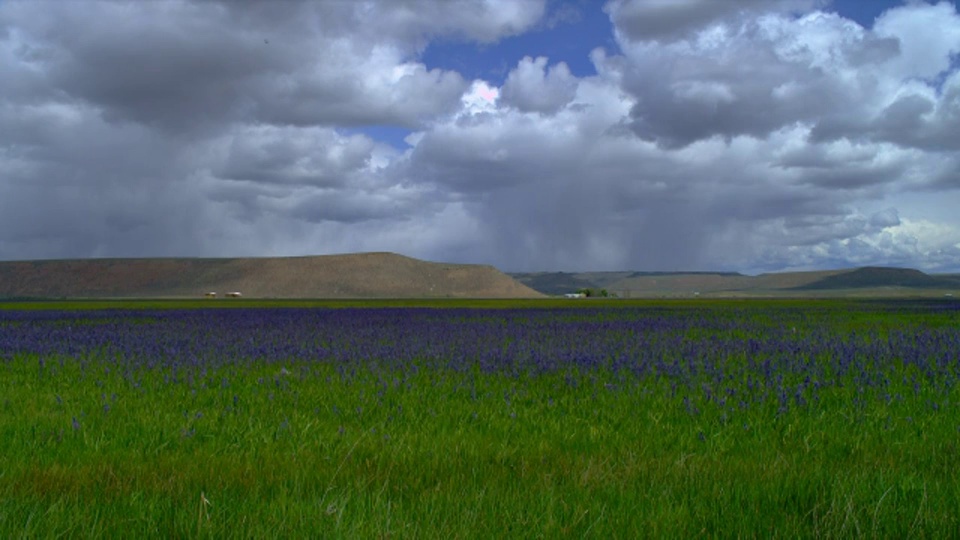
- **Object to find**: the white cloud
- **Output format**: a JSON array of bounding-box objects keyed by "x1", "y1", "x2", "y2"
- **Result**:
[
  {"x1": 873, "y1": 1, "x2": 960, "y2": 80},
  {"x1": 460, "y1": 80, "x2": 501, "y2": 115},
  {"x1": 500, "y1": 56, "x2": 578, "y2": 113}
]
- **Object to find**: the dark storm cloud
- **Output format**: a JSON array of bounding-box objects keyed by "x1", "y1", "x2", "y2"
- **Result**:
[
  {"x1": 26, "y1": 2, "x2": 286, "y2": 133},
  {"x1": 618, "y1": 20, "x2": 867, "y2": 148},
  {"x1": 811, "y1": 82, "x2": 960, "y2": 153},
  {"x1": 0, "y1": 97, "x2": 210, "y2": 259},
  {"x1": 404, "y1": 113, "x2": 587, "y2": 194},
  {"x1": 0, "y1": 0, "x2": 545, "y2": 262},
  {"x1": 1, "y1": 1, "x2": 479, "y2": 134},
  {"x1": 213, "y1": 127, "x2": 378, "y2": 188},
  {"x1": 0, "y1": 0, "x2": 958, "y2": 273},
  {"x1": 873, "y1": 94, "x2": 937, "y2": 139},
  {"x1": 250, "y1": 63, "x2": 468, "y2": 130},
  {"x1": 403, "y1": 107, "x2": 862, "y2": 271},
  {"x1": 605, "y1": 0, "x2": 820, "y2": 42},
  {"x1": 288, "y1": 188, "x2": 426, "y2": 225},
  {"x1": 845, "y1": 35, "x2": 901, "y2": 65},
  {"x1": 871, "y1": 82, "x2": 960, "y2": 152},
  {"x1": 781, "y1": 155, "x2": 907, "y2": 191}
]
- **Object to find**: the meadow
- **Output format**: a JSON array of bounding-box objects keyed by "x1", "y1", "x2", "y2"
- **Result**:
[{"x1": 1, "y1": 299, "x2": 959, "y2": 537}]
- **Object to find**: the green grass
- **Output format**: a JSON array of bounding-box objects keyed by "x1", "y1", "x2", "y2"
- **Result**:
[
  {"x1": 4, "y1": 362, "x2": 958, "y2": 537},
  {"x1": 1, "y1": 300, "x2": 959, "y2": 537}
]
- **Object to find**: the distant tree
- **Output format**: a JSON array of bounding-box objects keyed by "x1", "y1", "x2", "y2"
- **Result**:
[
  {"x1": 577, "y1": 288, "x2": 592, "y2": 297},
  {"x1": 599, "y1": 289, "x2": 609, "y2": 297}
]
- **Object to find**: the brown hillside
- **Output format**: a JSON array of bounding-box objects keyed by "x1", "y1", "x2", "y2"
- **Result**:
[
  {"x1": 605, "y1": 269, "x2": 852, "y2": 296},
  {"x1": 749, "y1": 269, "x2": 851, "y2": 289},
  {"x1": 0, "y1": 253, "x2": 544, "y2": 299}
]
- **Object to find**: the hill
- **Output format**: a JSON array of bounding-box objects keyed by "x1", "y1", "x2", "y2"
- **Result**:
[
  {"x1": 512, "y1": 267, "x2": 960, "y2": 297},
  {"x1": 507, "y1": 272, "x2": 598, "y2": 296},
  {"x1": 792, "y1": 267, "x2": 960, "y2": 290},
  {"x1": 0, "y1": 253, "x2": 544, "y2": 299}
]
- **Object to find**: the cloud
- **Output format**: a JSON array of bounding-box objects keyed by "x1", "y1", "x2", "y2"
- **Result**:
[
  {"x1": 604, "y1": 0, "x2": 820, "y2": 42},
  {"x1": 610, "y1": 10, "x2": 884, "y2": 148},
  {"x1": 198, "y1": 123, "x2": 444, "y2": 231},
  {"x1": 500, "y1": 56, "x2": 578, "y2": 113},
  {"x1": 872, "y1": 1, "x2": 960, "y2": 80},
  {"x1": 607, "y1": 1, "x2": 960, "y2": 160},
  {"x1": 0, "y1": 0, "x2": 539, "y2": 133},
  {"x1": 814, "y1": 71, "x2": 960, "y2": 152},
  {"x1": 0, "y1": 0, "x2": 958, "y2": 275},
  {"x1": 0, "y1": 100, "x2": 209, "y2": 259},
  {"x1": 870, "y1": 207, "x2": 900, "y2": 228},
  {"x1": 804, "y1": 2, "x2": 960, "y2": 152},
  {"x1": 336, "y1": 0, "x2": 548, "y2": 45},
  {"x1": 249, "y1": 52, "x2": 469, "y2": 130},
  {"x1": 212, "y1": 126, "x2": 382, "y2": 188},
  {"x1": 0, "y1": 0, "x2": 507, "y2": 261}
]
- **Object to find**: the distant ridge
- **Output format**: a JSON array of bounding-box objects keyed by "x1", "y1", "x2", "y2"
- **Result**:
[
  {"x1": 0, "y1": 253, "x2": 544, "y2": 299},
  {"x1": 506, "y1": 272, "x2": 596, "y2": 296},
  {"x1": 512, "y1": 267, "x2": 960, "y2": 297},
  {"x1": 792, "y1": 267, "x2": 960, "y2": 290},
  {"x1": 627, "y1": 271, "x2": 744, "y2": 278}
]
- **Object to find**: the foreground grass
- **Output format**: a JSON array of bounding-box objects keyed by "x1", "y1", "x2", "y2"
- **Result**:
[
  {"x1": 1, "y1": 300, "x2": 959, "y2": 537},
  {"x1": 3, "y1": 364, "x2": 959, "y2": 537}
]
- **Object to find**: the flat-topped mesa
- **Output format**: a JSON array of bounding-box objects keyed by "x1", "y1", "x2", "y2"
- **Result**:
[
  {"x1": 791, "y1": 267, "x2": 960, "y2": 290},
  {"x1": 0, "y1": 252, "x2": 544, "y2": 299},
  {"x1": 511, "y1": 266, "x2": 960, "y2": 297}
]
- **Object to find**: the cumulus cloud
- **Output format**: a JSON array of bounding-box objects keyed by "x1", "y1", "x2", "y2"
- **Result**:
[
  {"x1": 0, "y1": 0, "x2": 540, "y2": 262},
  {"x1": 0, "y1": 0, "x2": 535, "y2": 132},
  {"x1": 398, "y1": 8, "x2": 960, "y2": 272},
  {"x1": 872, "y1": 1, "x2": 960, "y2": 80},
  {"x1": 212, "y1": 126, "x2": 383, "y2": 188},
  {"x1": 746, "y1": 216, "x2": 960, "y2": 273},
  {"x1": 1, "y1": 0, "x2": 959, "y2": 274},
  {"x1": 201, "y1": 125, "x2": 433, "y2": 227},
  {"x1": 500, "y1": 56, "x2": 578, "y2": 113},
  {"x1": 612, "y1": 10, "x2": 892, "y2": 148}
]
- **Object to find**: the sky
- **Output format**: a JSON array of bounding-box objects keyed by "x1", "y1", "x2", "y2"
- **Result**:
[{"x1": 1, "y1": 0, "x2": 959, "y2": 274}]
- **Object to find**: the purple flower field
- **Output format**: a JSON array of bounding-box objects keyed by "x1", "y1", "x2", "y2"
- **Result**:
[
  {"x1": 3, "y1": 300, "x2": 960, "y2": 536},
  {"x1": 3, "y1": 302, "x2": 959, "y2": 419}
]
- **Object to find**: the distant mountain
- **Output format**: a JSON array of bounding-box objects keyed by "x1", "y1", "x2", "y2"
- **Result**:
[
  {"x1": 511, "y1": 270, "x2": 755, "y2": 296},
  {"x1": 512, "y1": 267, "x2": 960, "y2": 297},
  {"x1": 627, "y1": 271, "x2": 744, "y2": 278},
  {"x1": 4, "y1": 256, "x2": 956, "y2": 300},
  {"x1": 507, "y1": 272, "x2": 597, "y2": 296},
  {"x1": 0, "y1": 253, "x2": 544, "y2": 299},
  {"x1": 792, "y1": 267, "x2": 960, "y2": 290}
]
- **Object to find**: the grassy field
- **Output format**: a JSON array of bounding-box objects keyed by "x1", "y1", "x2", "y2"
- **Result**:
[{"x1": 1, "y1": 299, "x2": 959, "y2": 537}]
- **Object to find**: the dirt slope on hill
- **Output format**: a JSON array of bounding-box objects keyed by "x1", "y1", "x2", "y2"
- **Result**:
[{"x1": 0, "y1": 253, "x2": 544, "y2": 299}]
